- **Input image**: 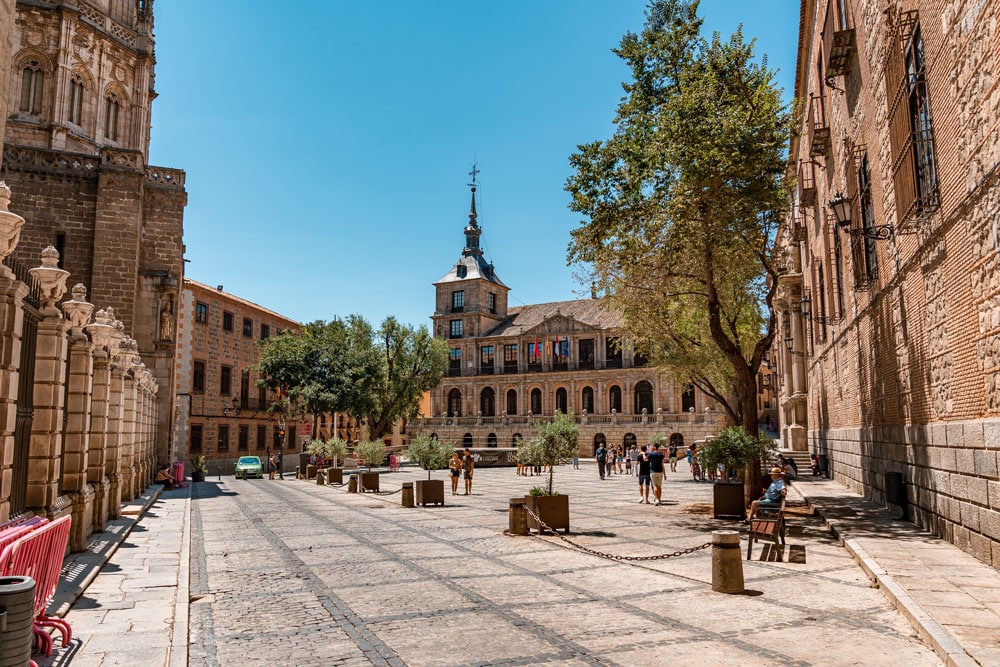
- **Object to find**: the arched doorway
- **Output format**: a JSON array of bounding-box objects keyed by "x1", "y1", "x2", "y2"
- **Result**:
[
  {"x1": 448, "y1": 389, "x2": 462, "y2": 417},
  {"x1": 670, "y1": 433, "x2": 684, "y2": 450},
  {"x1": 512, "y1": 433, "x2": 523, "y2": 446},
  {"x1": 480, "y1": 387, "x2": 495, "y2": 417},
  {"x1": 581, "y1": 386, "x2": 594, "y2": 414},
  {"x1": 555, "y1": 387, "x2": 568, "y2": 414},
  {"x1": 462, "y1": 433, "x2": 473, "y2": 448},
  {"x1": 593, "y1": 433, "x2": 606, "y2": 455},
  {"x1": 624, "y1": 433, "x2": 637, "y2": 449},
  {"x1": 530, "y1": 388, "x2": 542, "y2": 415},
  {"x1": 609, "y1": 385, "x2": 622, "y2": 413},
  {"x1": 634, "y1": 380, "x2": 653, "y2": 414},
  {"x1": 506, "y1": 388, "x2": 518, "y2": 415},
  {"x1": 487, "y1": 433, "x2": 497, "y2": 447},
  {"x1": 681, "y1": 384, "x2": 696, "y2": 412}
]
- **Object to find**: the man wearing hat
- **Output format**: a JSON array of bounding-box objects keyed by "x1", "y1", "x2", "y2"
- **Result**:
[{"x1": 747, "y1": 466, "x2": 787, "y2": 521}]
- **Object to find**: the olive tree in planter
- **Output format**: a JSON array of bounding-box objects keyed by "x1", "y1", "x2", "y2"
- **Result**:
[
  {"x1": 304, "y1": 439, "x2": 326, "y2": 479},
  {"x1": 325, "y1": 438, "x2": 349, "y2": 485},
  {"x1": 697, "y1": 427, "x2": 774, "y2": 519},
  {"x1": 403, "y1": 435, "x2": 452, "y2": 506},
  {"x1": 517, "y1": 412, "x2": 579, "y2": 533},
  {"x1": 354, "y1": 439, "x2": 385, "y2": 493}
]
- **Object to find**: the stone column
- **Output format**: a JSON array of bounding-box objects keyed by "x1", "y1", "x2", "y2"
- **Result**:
[
  {"x1": 85, "y1": 308, "x2": 114, "y2": 530},
  {"x1": 106, "y1": 318, "x2": 126, "y2": 518},
  {"x1": 0, "y1": 181, "x2": 26, "y2": 522},
  {"x1": 119, "y1": 340, "x2": 139, "y2": 502},
  {"x1": 26, "y1": 247, "x2": 70, "y2": 518},
  {"x1": 61, "y1": 284, "x2": 95, "y2": 551}
]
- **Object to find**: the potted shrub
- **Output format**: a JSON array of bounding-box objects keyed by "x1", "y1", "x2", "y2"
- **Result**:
[
  {"x1": 191, "y1": 455, "x2": 207, "y2": 483},
  {"x1": 697, "y1": 427, "x2": 774, "y2": 519},
  {"x1": 325, "y1": 438, "x2": 349, "y2": 485},
  {"x1": 304, "y1": 439, "x2": 326, "y2": 479},
  {"x1": 517, "y1": 412, "x2": 578, "y2": 533},
  {"x1": 354, "y1": 440, "x2": 385, "y2": 492},
  {"x1": 403, "y1": 435, "x2": 452, "y2": 506}
]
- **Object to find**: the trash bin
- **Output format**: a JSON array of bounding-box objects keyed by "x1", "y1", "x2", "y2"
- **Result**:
[
  {"x1": 401, "y1": 482, "x2": 414, "y2": 508},
  {"x1": 885, "y1": 471, "x2": 905, "y2": 505},
  {"x1": 348, "y1": 474, "x2": 358, "y2": 493},
  {"x1": 0, "y1": 576, "x2": 36, "y2": 667}
]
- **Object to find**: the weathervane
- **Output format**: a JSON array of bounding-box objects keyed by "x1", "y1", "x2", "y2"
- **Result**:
[{"x1": 467, "y1": 159, "x2": 479, "y2": 190}]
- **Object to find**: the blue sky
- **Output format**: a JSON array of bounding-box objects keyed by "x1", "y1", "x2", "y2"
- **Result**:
[{"x1": 149, "y1": 1, "x2": 799, "y2": 328}]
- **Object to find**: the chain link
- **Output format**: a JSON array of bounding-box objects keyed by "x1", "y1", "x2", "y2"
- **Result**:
[{"x1": 519, "y1": 504, "x2": 711, "y2": 562}]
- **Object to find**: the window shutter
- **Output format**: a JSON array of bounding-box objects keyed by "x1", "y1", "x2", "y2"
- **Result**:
[{"x1": 886, "y1": 11, "x2": 918, "y2": 225}]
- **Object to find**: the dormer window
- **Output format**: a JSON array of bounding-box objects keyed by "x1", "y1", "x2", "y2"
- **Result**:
[{"x1": 457, "y1": 264, "x2": 467, "y2": 278}]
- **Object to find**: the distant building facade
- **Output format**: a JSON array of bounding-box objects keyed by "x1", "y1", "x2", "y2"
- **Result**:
[
  {"x1": 173, "y1": 280, "x2": 298, "y2": 474},
  {"x1": 1, "y1": 0, "x2": 186, "y2": 463},
  {"x1": 410, "y1": 186, "x2": 725, "y2": 453},
  {"x1": 775, "y1": 0, "x2": 1000, "y2": 567}
]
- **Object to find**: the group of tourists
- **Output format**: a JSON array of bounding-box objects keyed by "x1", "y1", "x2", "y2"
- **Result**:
[{"x1": 448, "y1": 448, "x2": 475, "y2": 495}]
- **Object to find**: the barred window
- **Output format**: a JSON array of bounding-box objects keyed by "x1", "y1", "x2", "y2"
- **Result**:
[
  {"x1": 857, "y1": 153, "x2": 878, "y2": 285},
  {"x1": 886, "y1": 14, "x2": 938, "y2": 225},
  {"x1": 190, "y1": 424, "x2": 203, "y2": 453},
  {"x1": 238, "y1": 425, "x2": 249, "y2": 451},
  {"x1": 218, "y1": 425, "x2": 229, "y2": 452}
]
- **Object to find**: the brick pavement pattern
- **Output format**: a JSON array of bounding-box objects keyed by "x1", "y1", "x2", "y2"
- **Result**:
[{"x1": 183, "y1": 464, "x2": 937, "y2": 666}]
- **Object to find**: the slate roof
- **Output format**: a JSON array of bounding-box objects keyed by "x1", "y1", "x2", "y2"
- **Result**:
[
  {"x1": 435, "y1": 252, "x2": 506, "y2": 287},
  {"x1": 482, "y1": 299, "x2": 622, "y2": 338}
]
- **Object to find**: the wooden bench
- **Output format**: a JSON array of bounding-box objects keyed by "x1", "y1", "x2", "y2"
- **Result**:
[{"x1": 746, "y1": 499, "x2": 786, "y2": 560}]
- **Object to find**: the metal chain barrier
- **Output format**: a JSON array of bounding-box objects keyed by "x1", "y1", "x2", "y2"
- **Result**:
[{"x1": 519, "y1": 504, "x2": 711, "y2": 562}]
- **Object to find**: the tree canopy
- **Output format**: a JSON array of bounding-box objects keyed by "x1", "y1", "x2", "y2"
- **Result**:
[
  {"x1": 565, "y1": 0, "x2": 791, "y2": 433},
  {"x1": 256, "y1": 315, "x2": 448, "y2": 440}
]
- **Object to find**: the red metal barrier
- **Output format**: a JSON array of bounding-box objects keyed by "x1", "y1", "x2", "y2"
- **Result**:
[{"x1": 0, "y1": 515, "x2": 72, "y2": 656}]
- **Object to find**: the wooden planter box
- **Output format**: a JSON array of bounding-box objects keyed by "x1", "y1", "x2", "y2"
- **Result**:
[
  {"x1": 191, "y1": 471, "x2": 205, "y2": 483},
  {"x1": 327, "y1": 467, "x2": 343, "y2": 485},
  {"x1": 305, "y1": 464, "x2": 317, "y2": 480},
  {"x1": 713, "y1": 482, "x2": 746, "y2": 519},
  {"x1": 525, "y1": 494, "x2": 570, "y2": 534},
  {"x1": 415, "y1": 479, "x2": 445, "y2": 506},
  {"x1": 359, "y1": 472, "x2": 380, "y2": 493}
]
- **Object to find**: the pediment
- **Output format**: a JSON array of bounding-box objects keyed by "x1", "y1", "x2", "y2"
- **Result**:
[{"x1": 521, "y1": 313, "x2": 601, "y2": 337}]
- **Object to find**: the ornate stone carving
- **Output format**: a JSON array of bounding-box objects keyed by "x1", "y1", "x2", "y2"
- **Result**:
[
  {"x1": 158, "y1": 297, "x2": 173, "y2": 340},
  {"x1": 85, "y1": 307, "x2": 115, "y2": 352},
  {"x1": 146, "y1": 167, "x2": 186, "y2": 189},
  {"x1": 29, "y1": 246, "x2": 70, "y2": 311},
  {"x1": 0, "y1": 181, "x2": 26, "y2": 266},
  {"x1": 61, "y1": 283, "x2": 95, "y2": 333}
]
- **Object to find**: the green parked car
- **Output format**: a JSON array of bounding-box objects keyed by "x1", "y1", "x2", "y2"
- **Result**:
[{"x1": 234, "y1": 456, "x2": 264, "y2": 479}]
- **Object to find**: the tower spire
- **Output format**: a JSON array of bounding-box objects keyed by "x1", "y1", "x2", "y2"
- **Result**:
[{"x1": 463, "y1": 161, "x2": 482, "y2": 256}]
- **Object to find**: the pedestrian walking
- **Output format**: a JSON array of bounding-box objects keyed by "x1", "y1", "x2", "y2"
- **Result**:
[
  {"x1": 616, "y1": 447, "x2": 624, "y2": 474},
  {"x1": 668, "y1": 439, "x2": 679, "y2": 472},
  {"x1": 462, "y1": 448, "x2": 475, "y2": 495},
  {"x1": 636, "y1": 445, "x2": 651, "y2": 503},
  {"x1": 596, "y1": 443, "x2": 607, "y2": 480},
  {"x1": 647, "y1": 443, "x2": 666, "y2": 505},
  {"x1": 268, "y1": 454, "x2": 277, "y2": 480},
  {"x1": 572, "y1": 452, "x2": 579, "y2": 469},
  {"x1": 449, "y1": 452, "x2": 462, "y2": 495},
  {"x1": 629, "y1": 445, "x2": 639, "y2": 477}
]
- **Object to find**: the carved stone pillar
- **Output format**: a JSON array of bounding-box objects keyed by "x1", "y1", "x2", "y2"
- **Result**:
[
  {"x1": 85, "y1": 308, "x2": 114, "y2": 530},
  {"x1": 0, "y1": 182, "x2": 26, "y2": 522},
  {"x1": 61, "y1": 284, "x2": 95, "y2": 550},
  {"x1": 106, "y1": 319, "x2": 126, "y2": 518},
  {"x1": 119, "y1": 340, "x2": 139, "y2": 502},
  {"x1": 26, "y1": 247, "x2": 70, "y2": 518}
]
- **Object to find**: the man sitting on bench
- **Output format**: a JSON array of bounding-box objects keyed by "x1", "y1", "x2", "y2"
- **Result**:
[{"x1": 747, "y1": 466, "x2": 786, "y2": 521}]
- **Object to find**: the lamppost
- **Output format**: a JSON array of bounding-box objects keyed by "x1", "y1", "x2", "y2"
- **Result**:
[
  {"x1": 829, "y1": 192, "x2": 894, "y2": 240},
  {"x1": 222, "y1": 396, "x2": 239, "y2": 416},
  {"x1": 798, "y1": 293, "x2": 844, "y2": 325},
  {"x1": 784, "y1": 335, "x2": 806, "y2": 358}
]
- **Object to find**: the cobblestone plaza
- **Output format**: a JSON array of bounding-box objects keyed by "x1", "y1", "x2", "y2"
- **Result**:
[{"x1": 128, "y1": 465, "x2": 941, "y2": 666}]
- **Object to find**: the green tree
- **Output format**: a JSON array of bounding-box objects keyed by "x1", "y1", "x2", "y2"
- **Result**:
[
  {"x1": 404, "y1": 435, "x2": 454, "y2": 480},
  {"x1": 565, "y1": 0, "x2": 791, "y2": 500},
  {"x1": 517, "y1": 413, "x2": 580, "y2": 496}
]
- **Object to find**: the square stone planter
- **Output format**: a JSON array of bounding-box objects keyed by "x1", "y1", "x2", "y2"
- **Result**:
[
  {"x1": 327, "y1": 467, "x2": 343, "y2": 485},
  {"x1": 359, "y1": 472, "x2": 380, "y2": 493},
  {"x1": 525, "y1": 494, "x2": 570, "y2": 534},
  {"x1": 713, "y1": 482, "x2": 746, "y2": 519},
  {"x1": 415, "y1": 479, "x2": 445, "y2": 506}
]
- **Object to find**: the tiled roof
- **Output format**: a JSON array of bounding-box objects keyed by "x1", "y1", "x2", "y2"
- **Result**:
[
  {"x1": 185, "y1": 279, "x2": 300, "y2": 326},
  {"x1": 482, "y1": 299, "x2": 621, "y2": 338},
  {"x1": 435, "y1": 253, "x2": 506, "y2": 287}
]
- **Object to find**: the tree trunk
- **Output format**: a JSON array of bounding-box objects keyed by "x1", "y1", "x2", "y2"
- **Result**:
[{"x1": 741, "y1": 388, "x2": 762, "y2": 507}]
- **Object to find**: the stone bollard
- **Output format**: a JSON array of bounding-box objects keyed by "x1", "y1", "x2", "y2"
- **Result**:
[
  {"x1": 508, "y1": 498, "x2": 529, "y2": 535},
  {"x1": 348, "y1": 474, "x2": 358, "y2": 493},
  {"x1": 316, "y1": 470, "x2": 326, "y2": 485},
  {"x1": 711, "y1": 530, "x2": 744, "y2": 594},
  {"x1": 401, "y1": 482, "x2": 414, "y2": 508}
]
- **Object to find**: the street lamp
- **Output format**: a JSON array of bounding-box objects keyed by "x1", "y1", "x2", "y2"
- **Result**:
[
  {"x1": 829, "y1": 192, "x2": 893, "y2": 240},
  {"x1": 222, "y1": 396, "x2": 239, "y2": 416},
  {"x1": 799, "y1": 293, "x2": 844, "y2": 325},
  {"x1": 784, "y1": 335, "x2": 805, "y2": 357}
]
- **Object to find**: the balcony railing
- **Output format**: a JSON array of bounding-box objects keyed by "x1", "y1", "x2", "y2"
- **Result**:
[
  {"x1": 416, "y1": 409, "x2": 721, "y2": 427},
  {"x1": 447, "y1": 358, "x2": 644, "y2": 377},
  {"x1": 808, "y1": 96, "x2": 830, "y2": 156}
]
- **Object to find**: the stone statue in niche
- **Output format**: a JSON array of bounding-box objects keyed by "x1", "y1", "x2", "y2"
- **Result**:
[{"x1": 159, "y1": 298, "x2": 173, "y2": 341}]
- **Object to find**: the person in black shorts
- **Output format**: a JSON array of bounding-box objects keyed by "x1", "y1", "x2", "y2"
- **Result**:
[
  {"x1": 636, "y1": 445, "x2": 652, "y2": 503},
  {"x1": 647, "y1": 443, "x2": 666, "y2": 505}
]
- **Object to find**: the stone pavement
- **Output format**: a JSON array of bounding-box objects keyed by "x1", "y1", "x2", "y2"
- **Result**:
[
  {"x1": 30, "y1": 461, "x2": 998, "y2": 665},
  {"x1": 793, "y1": 475, "x2": 1000, "y2": 667}
]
